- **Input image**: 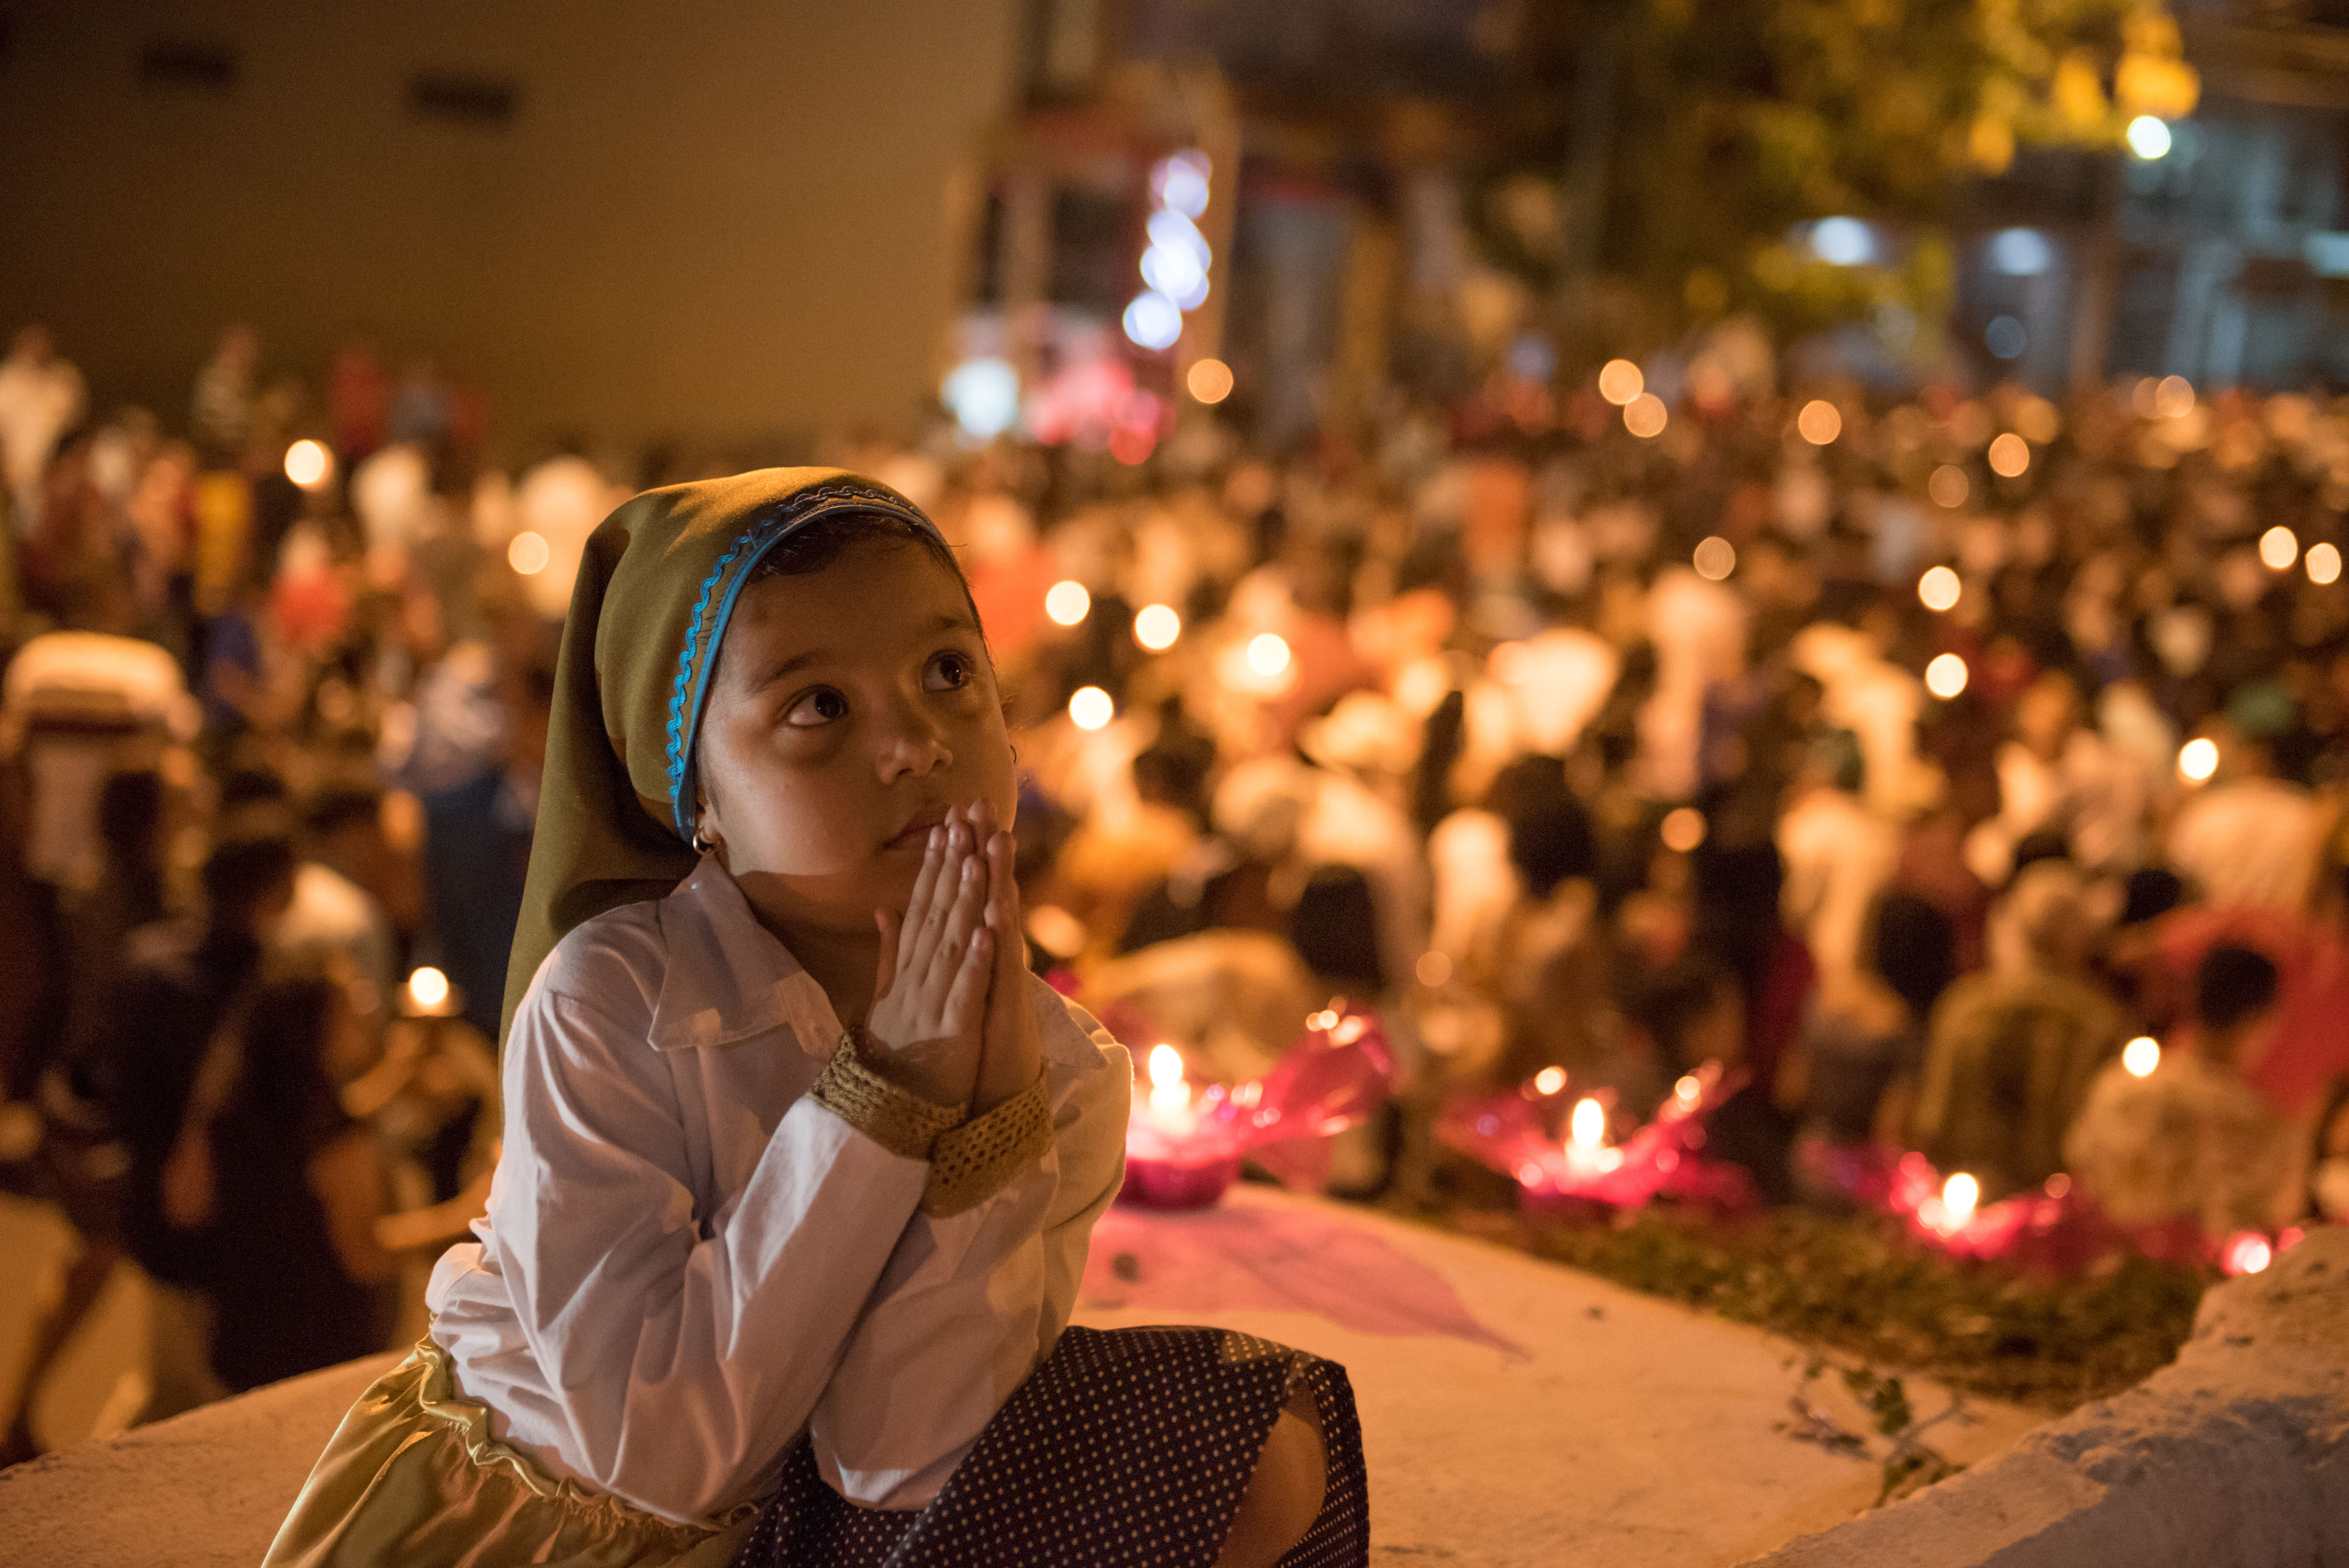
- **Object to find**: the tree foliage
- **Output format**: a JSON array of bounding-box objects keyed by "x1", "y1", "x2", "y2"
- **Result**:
[{"x1": 1493, "y1": 0, "x2": 2198, "y2": 355}]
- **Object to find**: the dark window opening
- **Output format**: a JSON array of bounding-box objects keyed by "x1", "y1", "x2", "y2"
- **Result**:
[
  {"x1": 137, "y1": 40, "x2": 238, "y2": 92},
  {"x1": 406, "y1": 71, "x2": 519, "y2": 127}
]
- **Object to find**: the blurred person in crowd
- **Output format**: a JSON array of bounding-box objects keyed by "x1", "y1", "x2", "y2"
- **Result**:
[
  {"x1": 196, "y1": 972, "x2": 399, "y2": 1392},
  {"x1": 189, "y1": 324, "x2": 260, "y2": 468},
  {"x1": 0, "y1": 324, "x2": 86, "y2": 536},
  {"x1": 1794, "y1": 893, "x2": 1958, "y2": 1177},
  {"x1": 326, "y1": 334, "x2": 390, "y2": 463},
  {"x1": 53, "y1": 770, "x2": 175, "y2": 1083},
  {"x1": 1911, "y1": 860, "x2": 2127, "y2": 1199},
  {"x1": 419, "y1": 658, "x2": 550, "y2": 1042},
  {"x1": 2066, "y1": 945, "x2": 2296, "y2": 1237},
  {"x1": 85, "y1": 827, "x2": 296, "y2": 1419},
  {"x1": 282, "y1": 786, "x2": 403, "y2": 1004},
  {"x1": 2167, "y1": 732, "x2": 2325, "y2": 912}
]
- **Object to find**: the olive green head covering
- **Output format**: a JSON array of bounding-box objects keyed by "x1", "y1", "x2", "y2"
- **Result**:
[{"x1": 502, "y1": 467, "x2": 941, "y2": 1040}]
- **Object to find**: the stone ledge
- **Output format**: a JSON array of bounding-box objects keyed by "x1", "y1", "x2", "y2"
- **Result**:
[
  {"x1": 0, "y1": 1354, "x2": 394, "y2": 1568},
  {"x1": 1740, "y1": 1225, "x2": 2349, "y2": 1568}
]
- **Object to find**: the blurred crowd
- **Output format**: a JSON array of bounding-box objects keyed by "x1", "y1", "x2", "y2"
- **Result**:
[{"x1": 5, "y1": 315, "x2": 2349, "y2": 1447}]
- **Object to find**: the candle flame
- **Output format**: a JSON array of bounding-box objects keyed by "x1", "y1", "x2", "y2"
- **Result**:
[
  {"x1": 1941, "y1": 1172, "x2": 1980, "y2": 1227},
  {"x1": 1570, "y1": 1096, "x2": 1605, "y2": 1150},
  {"x1": 2123, "y1": 1036, "x2": 2160, "y2": 1078},
  {"x1": 1147, "y1": 1044, "x2": 1185, "y2": 1090}
]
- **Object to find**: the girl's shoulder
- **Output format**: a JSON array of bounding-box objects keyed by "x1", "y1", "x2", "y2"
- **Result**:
[{"x1": 519, "y1": 898, "x2": 672, "y2": 1036}]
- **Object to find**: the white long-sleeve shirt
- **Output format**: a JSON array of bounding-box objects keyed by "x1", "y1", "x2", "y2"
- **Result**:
[{"x1": 425, "y1": 860, "x2": 1130, "y2": 1524}]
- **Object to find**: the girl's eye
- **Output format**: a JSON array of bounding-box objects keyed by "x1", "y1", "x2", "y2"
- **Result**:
[
  {"x1": 927, "y1": 652, "x2": 973, "y2": 691},
  {"x1": 784, "y1": 687, "x2": 848, "y2": 727}
]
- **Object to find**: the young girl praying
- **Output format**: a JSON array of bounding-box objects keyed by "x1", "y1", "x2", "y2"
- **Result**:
[{"x1": 262, "y1": 469, "x2": 1367, "y2": 1568}]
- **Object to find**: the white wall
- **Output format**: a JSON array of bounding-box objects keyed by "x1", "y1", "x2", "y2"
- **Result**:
[{"x1": 0, "y1": 0, "x2": 1020, "y2": 460}]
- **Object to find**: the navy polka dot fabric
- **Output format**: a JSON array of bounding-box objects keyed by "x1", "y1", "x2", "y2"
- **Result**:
[{"x1": 728, "y1": 1326, "x2": 1367, "y2": 1567}]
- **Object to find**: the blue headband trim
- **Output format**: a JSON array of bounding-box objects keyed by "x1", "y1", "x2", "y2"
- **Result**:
[{"x1": 662, "y1": 483, "x2": 937, "y2": 841}]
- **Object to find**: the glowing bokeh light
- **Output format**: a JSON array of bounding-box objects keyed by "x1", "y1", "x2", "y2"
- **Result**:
[
  {"x1": 1919, "y1": 565, "x2": 1962, "y2": 612},
  {"x1": 283, "y1": 439, "x2": 333, "y2": 489},
  {"x1": 1186, "y1": 358, "x2": 1233, "y2": 404},
  {"x1": 2123, "y1": 1036, "x2": 2161, "y2": 1078},
  {"x1": 1928, "y1": 465, "x2": 1970, "y2": 508},
  {"x1": 2222, "y1": 1231, "x2": 2273, "y2": 1276},
  {"x1": 1624, "y1": 392, "x2": 1668, "y2": 438},
  {"x1": 1245, "y1": 632, "x2": 1292, "y2": 678},
  {"x1": 1925, "y1": 652, "x2": 1969, "y2": 699},
  {"x1": 2179, "y1": 736, "x2": 2220, "y2": 782},
  {"x1": 2309, "y1": 543, "x2": 2343, "y2": 585},
  {"x1": 1692, "y1": 536, "x2": 1736, "y2": 581},
  {"x1": 2126, "y1": 115, "x2": 2173, "y2": 160},
  {"x1": 1533, "y1": 1067, "x2": 1568, "y2": 1096},
  {"x1": 941, "y1": 357, "x2": 1020, "y2": 441},
  {"x1": 1810, "y1": 216, "x2": 1874, "y2": 266},
  {"x1": 1797, "y1": 400, "x2": 1843, "y2": 445},
  {"x1": 1134, "y1": 603, "x2": 1181, "y2": 650},
  {"x1": 2260, "y1": 525, "x2": 2299, "y2": 571},
  {"x1": 407, "y1": 967, "x2": 450, "y2": 1011},
  {"x1": 507, "y1": 531, "x2": 551, "y2": 575},
  {"x1": 1987, "y1": 433, "x2": 2031, "y2": 478},
  {"x1": 1597, "y1": 359, "x2": 1645, "y2": 405},
  {"x1": 1069, "y1": 686, "x2": 1114, "y2": 730},
  {"x1": 1121, "y1": 291, "x2": 1183, "y2": 351},
  {"x1": 1045, "y1": 580, "x2": 1091, "y2": 626},
  {"x1": 1415, "y1": 950, "x2": 1453, "y2": 987},
  {"x1": 1660, "y1": 807, "x2": 1708, "y2": 853},
  {"x1": 2155, "y1": 375, "x2": 2195, "y2": 418}
]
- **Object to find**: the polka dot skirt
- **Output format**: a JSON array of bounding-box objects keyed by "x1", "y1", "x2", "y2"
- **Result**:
[{"x1": 728, "y1": 1326, "x2": 1368, "y2": 1568}]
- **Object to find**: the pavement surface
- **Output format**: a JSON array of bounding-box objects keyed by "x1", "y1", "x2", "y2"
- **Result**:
[{"x1": 0, "y1": 1184, "x2": 2046, "y2": 1566}]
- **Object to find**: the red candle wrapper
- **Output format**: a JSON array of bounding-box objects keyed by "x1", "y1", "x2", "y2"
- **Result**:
[{"x1": 1119, "y1": 1003, "x2": 1396, "y2": 1210}]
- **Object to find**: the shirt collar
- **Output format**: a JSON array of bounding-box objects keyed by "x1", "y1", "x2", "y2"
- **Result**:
[{"x1": 646, "y1": 859, "x2": 838, "y2": 1057}]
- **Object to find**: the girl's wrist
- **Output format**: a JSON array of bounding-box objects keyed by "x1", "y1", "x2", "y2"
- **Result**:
[{"x1": 851, "y1": 1023, "x2": 974, "y2": 1110}]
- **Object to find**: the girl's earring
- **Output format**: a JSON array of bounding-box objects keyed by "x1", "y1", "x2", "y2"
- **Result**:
[{"x1": 691, "y1": 827, "x2": 717, "y2": 857}]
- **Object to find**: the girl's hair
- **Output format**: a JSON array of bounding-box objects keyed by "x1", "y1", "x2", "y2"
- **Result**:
[
  {"x1": 745, "y1": 510, "x2": 976, "y2": 626},
  {"x1": 733, "y1": 507, "x2": 1002, "y2": 699}
]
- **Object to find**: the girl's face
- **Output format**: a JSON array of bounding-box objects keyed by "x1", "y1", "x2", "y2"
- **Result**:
[{"x1": 696, "y1": 537, "x2": 1014, "y2": 939}]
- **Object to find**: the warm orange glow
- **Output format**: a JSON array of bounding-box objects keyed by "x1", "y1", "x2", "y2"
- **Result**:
[
  {"x1": 1624, "y1": 393, "x2": 1668, "y2": 438},
  {"x1": 1186, "y1": 358, "x2": 1234, "y2": 404},
  {"x1": 1069, "y1": 686, "x2": 1114, "y2": 730},
  {"x1": 1987, "y1": 433, "x2": 2030, "y2": 477},
  {"x1": 1046, "y1": 580, "x2": 1091, "y2": 626},
  {"x1": 507, "y1": 531, "x2": 551, "y2": 575},
  {"x1": 1918, "y1": 566, "x2": 1962, "y2": 612},
  {"x1": 1797, "y1": 400, "x2": 1842, "y2": 445},
  {"x1": 284, "y1": 439, "x2": 333, "y2": 489},
  {"x1": 1597, "y1": 359, "x2": 1645, "y2": 405},
  {"x1": 1134, "y1": 604, "x2": 1181, "y2": 650}
]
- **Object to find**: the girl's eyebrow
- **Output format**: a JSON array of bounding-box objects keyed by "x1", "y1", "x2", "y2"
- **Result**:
[{"x1": 750, "y1": 614, "x2": 979, "y2": 692}]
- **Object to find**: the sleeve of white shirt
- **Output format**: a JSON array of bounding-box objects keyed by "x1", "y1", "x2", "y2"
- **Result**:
[
  {"x1": 808, "y1": 980, "x2": 1131, "y2": 1508},
  {"x1": 491, "y1": 982, "x2": 933, "y2": 1523}
]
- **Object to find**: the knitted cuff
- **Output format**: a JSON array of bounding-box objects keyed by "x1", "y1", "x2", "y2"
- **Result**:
[
  {"x1": 811, "y1": 1030, "x2": 966, "y2": 1162},
  {"x1": 920, "y1": 1071, "x2": 1054, "y2": 1219}
]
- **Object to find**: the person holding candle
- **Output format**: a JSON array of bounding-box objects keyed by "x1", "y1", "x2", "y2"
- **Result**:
[{"x1": 259, "y1": 470, "x2": 1365, "y2": 1568}]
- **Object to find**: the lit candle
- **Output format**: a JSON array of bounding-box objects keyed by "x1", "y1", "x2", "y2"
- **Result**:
[
  {"x1": 1565, "y1": 1096, "x2": 1624, "y2": 1179},
  {"x1": 1145, "y1": 1044, "x2": 1193, "y2": 1132},
  {"x1": 1939, "y1": 1171, "x2": 1980, "y2": 1231}
]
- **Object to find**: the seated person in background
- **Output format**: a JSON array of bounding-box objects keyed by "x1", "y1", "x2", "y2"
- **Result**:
[
  {"x1": 1911, "y1": 860, "x2": 2126, "y2": 1200},
  {"x1": 1795, "y1": 892, "x2": 1957, "y2": 1160},
  {"x1": 2066, "y1": 945, "x2": 2296, "y2": 1238}
]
